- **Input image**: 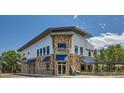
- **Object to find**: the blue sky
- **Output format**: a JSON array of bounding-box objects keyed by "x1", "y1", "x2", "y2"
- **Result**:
[{"x1": 0, "y1": 15, "x2": 124, "y2": 53}]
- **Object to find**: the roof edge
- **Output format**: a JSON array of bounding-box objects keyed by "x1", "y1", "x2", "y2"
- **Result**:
[{"x1": 18, "y1": 26, "x2": 92, "y2": 52}]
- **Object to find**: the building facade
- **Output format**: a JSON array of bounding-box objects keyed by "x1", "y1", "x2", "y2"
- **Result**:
[{"x1": 18, "y1": 26, "x2": 94, "y2": 75}]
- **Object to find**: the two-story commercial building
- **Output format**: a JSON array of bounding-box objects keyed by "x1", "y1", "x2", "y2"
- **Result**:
[{"x1": 18, "y1": 26, "x2": 94, "y2": 75}]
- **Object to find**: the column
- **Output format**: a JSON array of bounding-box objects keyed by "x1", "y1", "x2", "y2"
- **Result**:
[
  {"x1": 85, "y1": 64, "x2": 88, "y2": 72},
  {"x1": 92, "y1": 64, "x2": 95, "y2": 72}
]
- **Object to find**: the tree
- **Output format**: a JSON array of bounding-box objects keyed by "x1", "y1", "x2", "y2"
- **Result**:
[
  {"x1": 0, "y1": 56, "x2": 4, "y2": 73},
  {"x1": 94, "y1": 44, "x2": 124, "y2": 71},
  {"x1": 0, "y1": 56, "x2": 4, "y2": 64},
  {"x1": 95, "y1": 44, "x2": 124, "y2": 63},
  {"x1": 2, "y1": 50, "x2": 21, "y2": 73}
]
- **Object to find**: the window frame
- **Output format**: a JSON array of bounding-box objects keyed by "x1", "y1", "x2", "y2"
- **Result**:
[
  {"x1": 47, "y1": 46, "x2": 50, "y2": 55},
  {"x1": 80, "y1": 47, "x2": 83, "y2": 55},
  {"x1": 81, "y1": 64, "x2": 85, "y2": 71},
  {"x1": 37, "y1": 49, "x2": 39, "y2": 57},
  {"x1": 58, "y1": 43, "x2": 67, "y2": 48},
  {"x1": 88, "y1": 49, "x2": 91, "y2": 56},
  {"x1": 40, "y1": 48, "x2": 42, "y2": 56},
  {"x1": 75, "y1": 45, "x2": 78, "y2": 54},
  {"x1": 46, "y1": 63, "x2": 50, "y2": 71},
  {"x1": 43, "y1": 47, "x2": 46, "y2": 55}
]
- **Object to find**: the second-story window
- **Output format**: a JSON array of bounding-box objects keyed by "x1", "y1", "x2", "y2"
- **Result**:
[
  {"x1": 88, "y1": 49, "x2": 91, "y2": 56},
  {"x1": 28, "y1": 52, "x2": 30, "y2": 55},
  {"x1": 40, "y1": 48, "x2": 42, "y2": 56},
  {"x1": 47, "y1": 46, "x2": 50, "y2": 55},
  {"x1": 58, "y1": 43, "x2": 66, "y2": 48},
  {"x1": 75, "y1": 46, "x2": 78, "y2": 54},
  {"x1": 43, "y1": 47, "x2": 46, "y2": 55},
  {"x1": 80, "y1": 47, "x2": 83, "y2": 55},
  {"x1": 37, "y1": 49, "x2": 39, "y2": 57}
]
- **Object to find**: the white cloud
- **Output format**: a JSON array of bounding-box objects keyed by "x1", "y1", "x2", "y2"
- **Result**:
[
  {"x1": 73, "y1": 15, "x2": 78, "y2": 19},
  {"x1": 98, "y1": 23, "x2": 106, "y2": 29},
  {"x1": 88, "y1": 32, "x2": 124, "y2": 49}
]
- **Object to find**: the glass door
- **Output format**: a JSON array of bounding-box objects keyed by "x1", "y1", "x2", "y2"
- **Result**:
[{"x1": 57, "y1": 62, "x2": 66, "y2": 75}]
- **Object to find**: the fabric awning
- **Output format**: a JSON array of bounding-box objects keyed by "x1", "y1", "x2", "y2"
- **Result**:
[
  {"x1": 42, "y1": 56, "x2": 50, "y2": 63},
  {"x1": 56, "y1": 55, "x2": 68, "y2": 61},
  {"x1": 81, "y1": 57, "x2": 95, "y2": 63},
  {"x1": 22, "y1": 57, "x2": 26, "y2": 60},
  {"x1": 26, "y1": 58, "x2": 36, "y2": 64}
]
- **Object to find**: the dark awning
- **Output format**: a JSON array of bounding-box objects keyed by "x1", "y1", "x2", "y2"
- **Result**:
[
  {"x1": 22, "y1": 57, "x2": 26, "y2": 60},
  {"x1": 42, "y1": 56, "x2": 50, "y2": 63},
  {"x1": 94, "y1": 62, "x2": 124, "y2": 64},
  {"x1": 81, "y1": 57, "x2": 95, "y2": 63},
  {"x1": 56, "y1": 55, "x2": 68, "y2": 61},
  {"x1": 26, "y1": 58, "x2": 36, "y2": 64}
]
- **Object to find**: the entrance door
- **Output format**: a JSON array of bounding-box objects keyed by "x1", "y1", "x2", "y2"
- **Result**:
[
  {"x1": 88, "y1": 65, "x2": 92, "y2": 72},
  {"x1": 57, "y1": 62, "x2": 66, "y2": 75}
]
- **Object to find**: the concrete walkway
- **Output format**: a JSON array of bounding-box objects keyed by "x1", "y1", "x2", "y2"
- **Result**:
[
  {"x1": 15, "y1": 73, "x2": 124, "y2": 78},
  {"x1": 15, "y1": 73, "x2": 54, "y2": 77},
  {"x1": 0, "y1": 73, "x2": 34, "y2": 78}
]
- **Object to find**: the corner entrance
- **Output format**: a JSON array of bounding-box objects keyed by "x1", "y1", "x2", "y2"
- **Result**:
[{"x1": 57, "y1": 62, "x2": 66, "y2": 75}]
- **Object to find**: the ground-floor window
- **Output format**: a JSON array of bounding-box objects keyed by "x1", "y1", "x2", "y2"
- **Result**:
[
  {"x1": 81, "y1": 64, "x2": 85, "y2": 71},
  {"x1": 46, "y1": 63, "x2": 50, "y2": 71},
  {"x1": 88, "y1": 65, "x2": 92, "y2": 72}
]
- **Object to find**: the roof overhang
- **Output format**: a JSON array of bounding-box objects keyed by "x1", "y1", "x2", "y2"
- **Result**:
[{"x1": 18, "y1": 26, "x2": 92, "y2": 52}]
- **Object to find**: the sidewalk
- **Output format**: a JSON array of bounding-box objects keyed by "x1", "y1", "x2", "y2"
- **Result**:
[
  {"x1": 15, "y1": 73, "x2": 124, "y2": 78},
  {"x1": 0, "y1": 73, "x2": 33, "y2": 78},
  {"x1": 15, "y1": 73, "x2": 54, "y2": 77}
]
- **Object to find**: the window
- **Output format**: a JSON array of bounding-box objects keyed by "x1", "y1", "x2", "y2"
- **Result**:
[
  {"x1": 47, "y1": 46, "x2": 50, "y2": 55},
  {"x1": 89, "y1": 49, "x2": 91, "y2": 56},
  {"x1": 43, "y1": 47, "x2": 46, "y2": 55},
  {"x1": 37, "y1": 49, "x2": 39, "y2": 57},
  {"x1": 75, "y1": 46, "x2": 78, "y2": 54},
  {"x1": 40, "y1": 48, "x2": 42, "y2": 56},
  {"x1": 56, "y1": 55, "x2": 68, "y2": 61},
  {"x1": 80, "y1": 47, "x2": 83, "y2": 55},
  {"x1": 58, "y1": 43, "x2": 67, "y2": 48},
  {"x1": 46, "y1": 64, "x2": 50, "y2": 71},
  {"x1": 81, "y1": 64, "x2": 85, "y2": 71}
]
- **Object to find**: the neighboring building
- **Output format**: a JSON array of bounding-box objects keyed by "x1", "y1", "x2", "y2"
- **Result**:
[{"x1": 18, "y1": 26, "x2": 94, "y2": 75}]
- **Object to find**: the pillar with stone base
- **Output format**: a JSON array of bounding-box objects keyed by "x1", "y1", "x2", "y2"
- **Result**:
[
  {"x1": 92, "y1": 64, "x2": 95, "y2": 72},
  {"x1": 85, "y1": 64, "x2": 88, "y2": 72}
]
